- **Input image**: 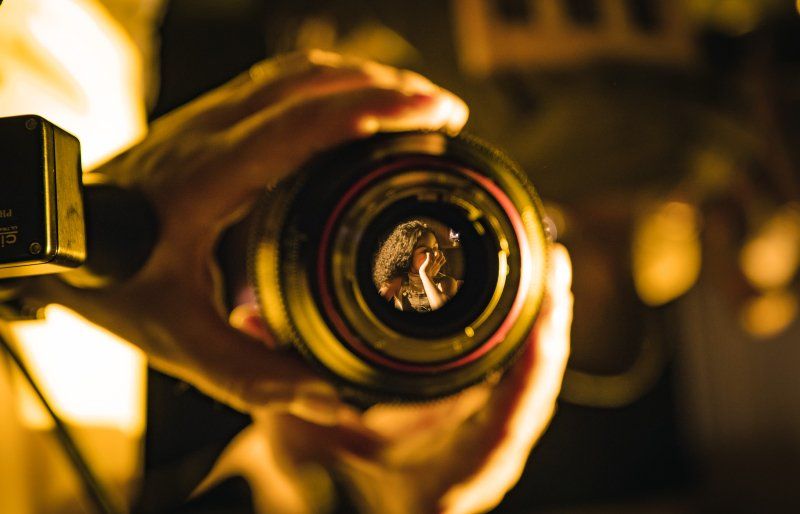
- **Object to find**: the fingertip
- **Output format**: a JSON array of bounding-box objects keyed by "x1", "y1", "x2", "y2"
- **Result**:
[
  {"x1": 229, "y1": 303, "x2": 277, "y2": 349},
  {"x1": 444, "y1": 92, "x2": 469, "y2": 136},
  {"x1": 369, "y1": 89, "x2": 467, "y2": 135},
  {"x1": 429, "y1": 92, "x2": 466, "y2": 135},
  {"x1": 549, "y1": 243, "x2": 572, "y2": 293}
]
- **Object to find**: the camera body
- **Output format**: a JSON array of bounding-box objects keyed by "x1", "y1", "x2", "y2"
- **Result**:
[
  {"x1": 0, "y1": 115, "x2": 157, "y2": 288},
  {"x1": 0, "y1": 115, "x2": 86, "y2": 279}
]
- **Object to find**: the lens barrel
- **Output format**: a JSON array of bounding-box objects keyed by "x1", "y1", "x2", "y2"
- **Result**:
[{"x1": 248, "y1": 131, "x2": 549, "y2": 403}]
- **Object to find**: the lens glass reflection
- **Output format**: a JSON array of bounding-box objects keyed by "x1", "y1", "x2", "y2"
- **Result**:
[{"x1": 373, "y1": 218, "x2": 464, "y2": 312}]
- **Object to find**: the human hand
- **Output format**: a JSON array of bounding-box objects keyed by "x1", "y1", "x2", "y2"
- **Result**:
[
  {"x1": 24, "y1": 50, "x2": 469, "y2": 413},
  {"x1": 420, "y1": 250, "x2": 446, "y2": 279},
  {"x1": 202, "y1": 244, "x2": 573, "y2": 514}
]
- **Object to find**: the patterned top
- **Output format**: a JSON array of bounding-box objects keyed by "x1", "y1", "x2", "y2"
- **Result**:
[{"x1": 394, "y1": 273, "x2": 447, "y2": 312}]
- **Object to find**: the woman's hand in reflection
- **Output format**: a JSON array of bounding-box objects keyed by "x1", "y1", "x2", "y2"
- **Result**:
[
  {"x1": 419, "y1": 250, "x2": 448, "y2": 309},
  {"x1": 420, "y1": 249, "x2": 446, "y2": 279},
  {"x1": 24, "y1": 50, "x2": 468, "y2": 413},
  {"x1": 205, "y1": 244, "x2": 572, "y2": 514}
]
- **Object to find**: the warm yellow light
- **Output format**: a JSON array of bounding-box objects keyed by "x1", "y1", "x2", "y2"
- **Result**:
[
  {"x1": 688, "y1": 0, "x2": 761, "y2": 36},
  {"x1": 632, "y1": 201, "x2": 702, "y2": 306},
  {"x1": 740, "y1": 290, "x2": 798, "y2": 339},
  {"x1": 0, "y1": 0, "x2": 149, "y2": 435},
  {"x1": 0, "y1": 0, "x2": 150, "y2": 510},
  {"x1": 0, "y1": 0, "x2": 147, "y2": 169},
  {"x1": 740, "y1": 204, "x2": 800, "y2": 291},
  {"x1": 8, "y1": 305, "x2": 146, "y2": 436}
]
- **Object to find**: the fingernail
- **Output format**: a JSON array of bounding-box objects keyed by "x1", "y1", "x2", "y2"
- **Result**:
[
  {"x1": 434, "y1": 94, "x2": 455, "y2": 124},
  {"x1": 550, "y1": 244, "x2": 572, "y2": 292},
  {"x1": 439, "y1": 92, "x2": 468, "y2": 136}
]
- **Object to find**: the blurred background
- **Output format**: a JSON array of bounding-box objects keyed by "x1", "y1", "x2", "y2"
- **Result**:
[{"x1": 1, "y1": 0, "x2": 800, "y2": 512}]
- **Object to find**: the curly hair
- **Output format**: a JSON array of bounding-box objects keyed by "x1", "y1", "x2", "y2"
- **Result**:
[{"x1": 373, "y1": 220, "x2": 432, "y2": 288}]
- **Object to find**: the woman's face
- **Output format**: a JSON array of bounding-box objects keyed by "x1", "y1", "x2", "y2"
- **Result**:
[{"x1": 410, "y1": 231, "x2": 439, "y2": 273}]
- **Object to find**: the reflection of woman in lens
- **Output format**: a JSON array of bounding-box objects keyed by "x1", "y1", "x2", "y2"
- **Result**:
[{"x1": 374, "y1": 220, "x2": 460, "y2": 312}]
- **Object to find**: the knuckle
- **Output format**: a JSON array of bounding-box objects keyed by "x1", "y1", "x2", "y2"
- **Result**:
[
  {"x1": 356, "y1": 60, "x2": 399, "y2": 83},
  {"x1": 270, "y1": 49, "x2": 340, "y2": 78},
  {"x1": 308, "y1": 54, "x2": 386, "y2": 87}
]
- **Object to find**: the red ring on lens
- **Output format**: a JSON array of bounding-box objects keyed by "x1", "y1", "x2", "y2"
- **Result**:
[{"x1": 317, "y1": 157, "x2": 534, "y2": 373}]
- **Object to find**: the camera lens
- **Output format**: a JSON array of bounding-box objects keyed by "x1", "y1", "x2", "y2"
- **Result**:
[{"x1": 247, "y1": 132, "x2": 549, "y2": 403}]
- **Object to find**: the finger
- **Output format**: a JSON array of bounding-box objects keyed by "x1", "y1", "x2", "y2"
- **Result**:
[
  {"x1": 327, "y1": 383, "x2": 495, "y2": 465},
  {"x1": 157, "y1": 50, "x2": 447, "y2": 136},
  {"x1": 183, "y1": 317, "x2": 340, "y2": 414},
  {"x1": 26, "y1": 274, "x2": 339, "y2": 415},
  {"x1": 229, "y1": 302, "x2": 278, "y2": 349},
  {"x1": 227, "y1": 84, "x2": 468, "y2": 172},
  {"x1": 208, "y1": 51, "x2": 442, "y2": 130},
  {"x1": 357, "y1": 382, "x2": 492, "y2": 442},
  {"x1": 148, "y1": 51, "x2": 326, "y2": 135},
  {"x1": 185, "y1": 87, "x2": 467, "y2": 223},
  {"x1": 132, "y1": 289, "x2": 341, "y2": 414},
  {"x1": 485, "y1": 244, "x2": 572, "y2": 451},
  {"x1": 228, "y1": 302, "x2": 364, "y2": 426},
  {"x1": 441, "y1": 244, "x2": 573, "y2": 513}
]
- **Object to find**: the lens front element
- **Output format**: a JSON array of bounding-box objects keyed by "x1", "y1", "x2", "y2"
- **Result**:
[{"x1": 250, "y1": 132, "x2": 548, "y2": 403}]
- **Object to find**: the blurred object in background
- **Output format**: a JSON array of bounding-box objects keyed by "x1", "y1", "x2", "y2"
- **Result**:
[
  {"x1": 687, "y1": 0, "x2": 788, "y2": 37},
  {"x1": 453, "y1": 0, "x2": 696, "y2": 75},
  {"x1": 632, "y1": 199, "x2": 702, "y2": 308},
  {"x1": 0, "y1": 0, "x2": 155, "y2": 168},
  {"x1": 739, "y1": 203, "x2": 800, "y2": 337}
]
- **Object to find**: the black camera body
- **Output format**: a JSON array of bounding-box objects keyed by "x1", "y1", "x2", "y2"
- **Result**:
[
  {"x1": 0, "y1": 115, "x2": 86, "y2": 278},
  {"x1": 0, "y1": 115, "x2": 156, "y2": 287}
]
